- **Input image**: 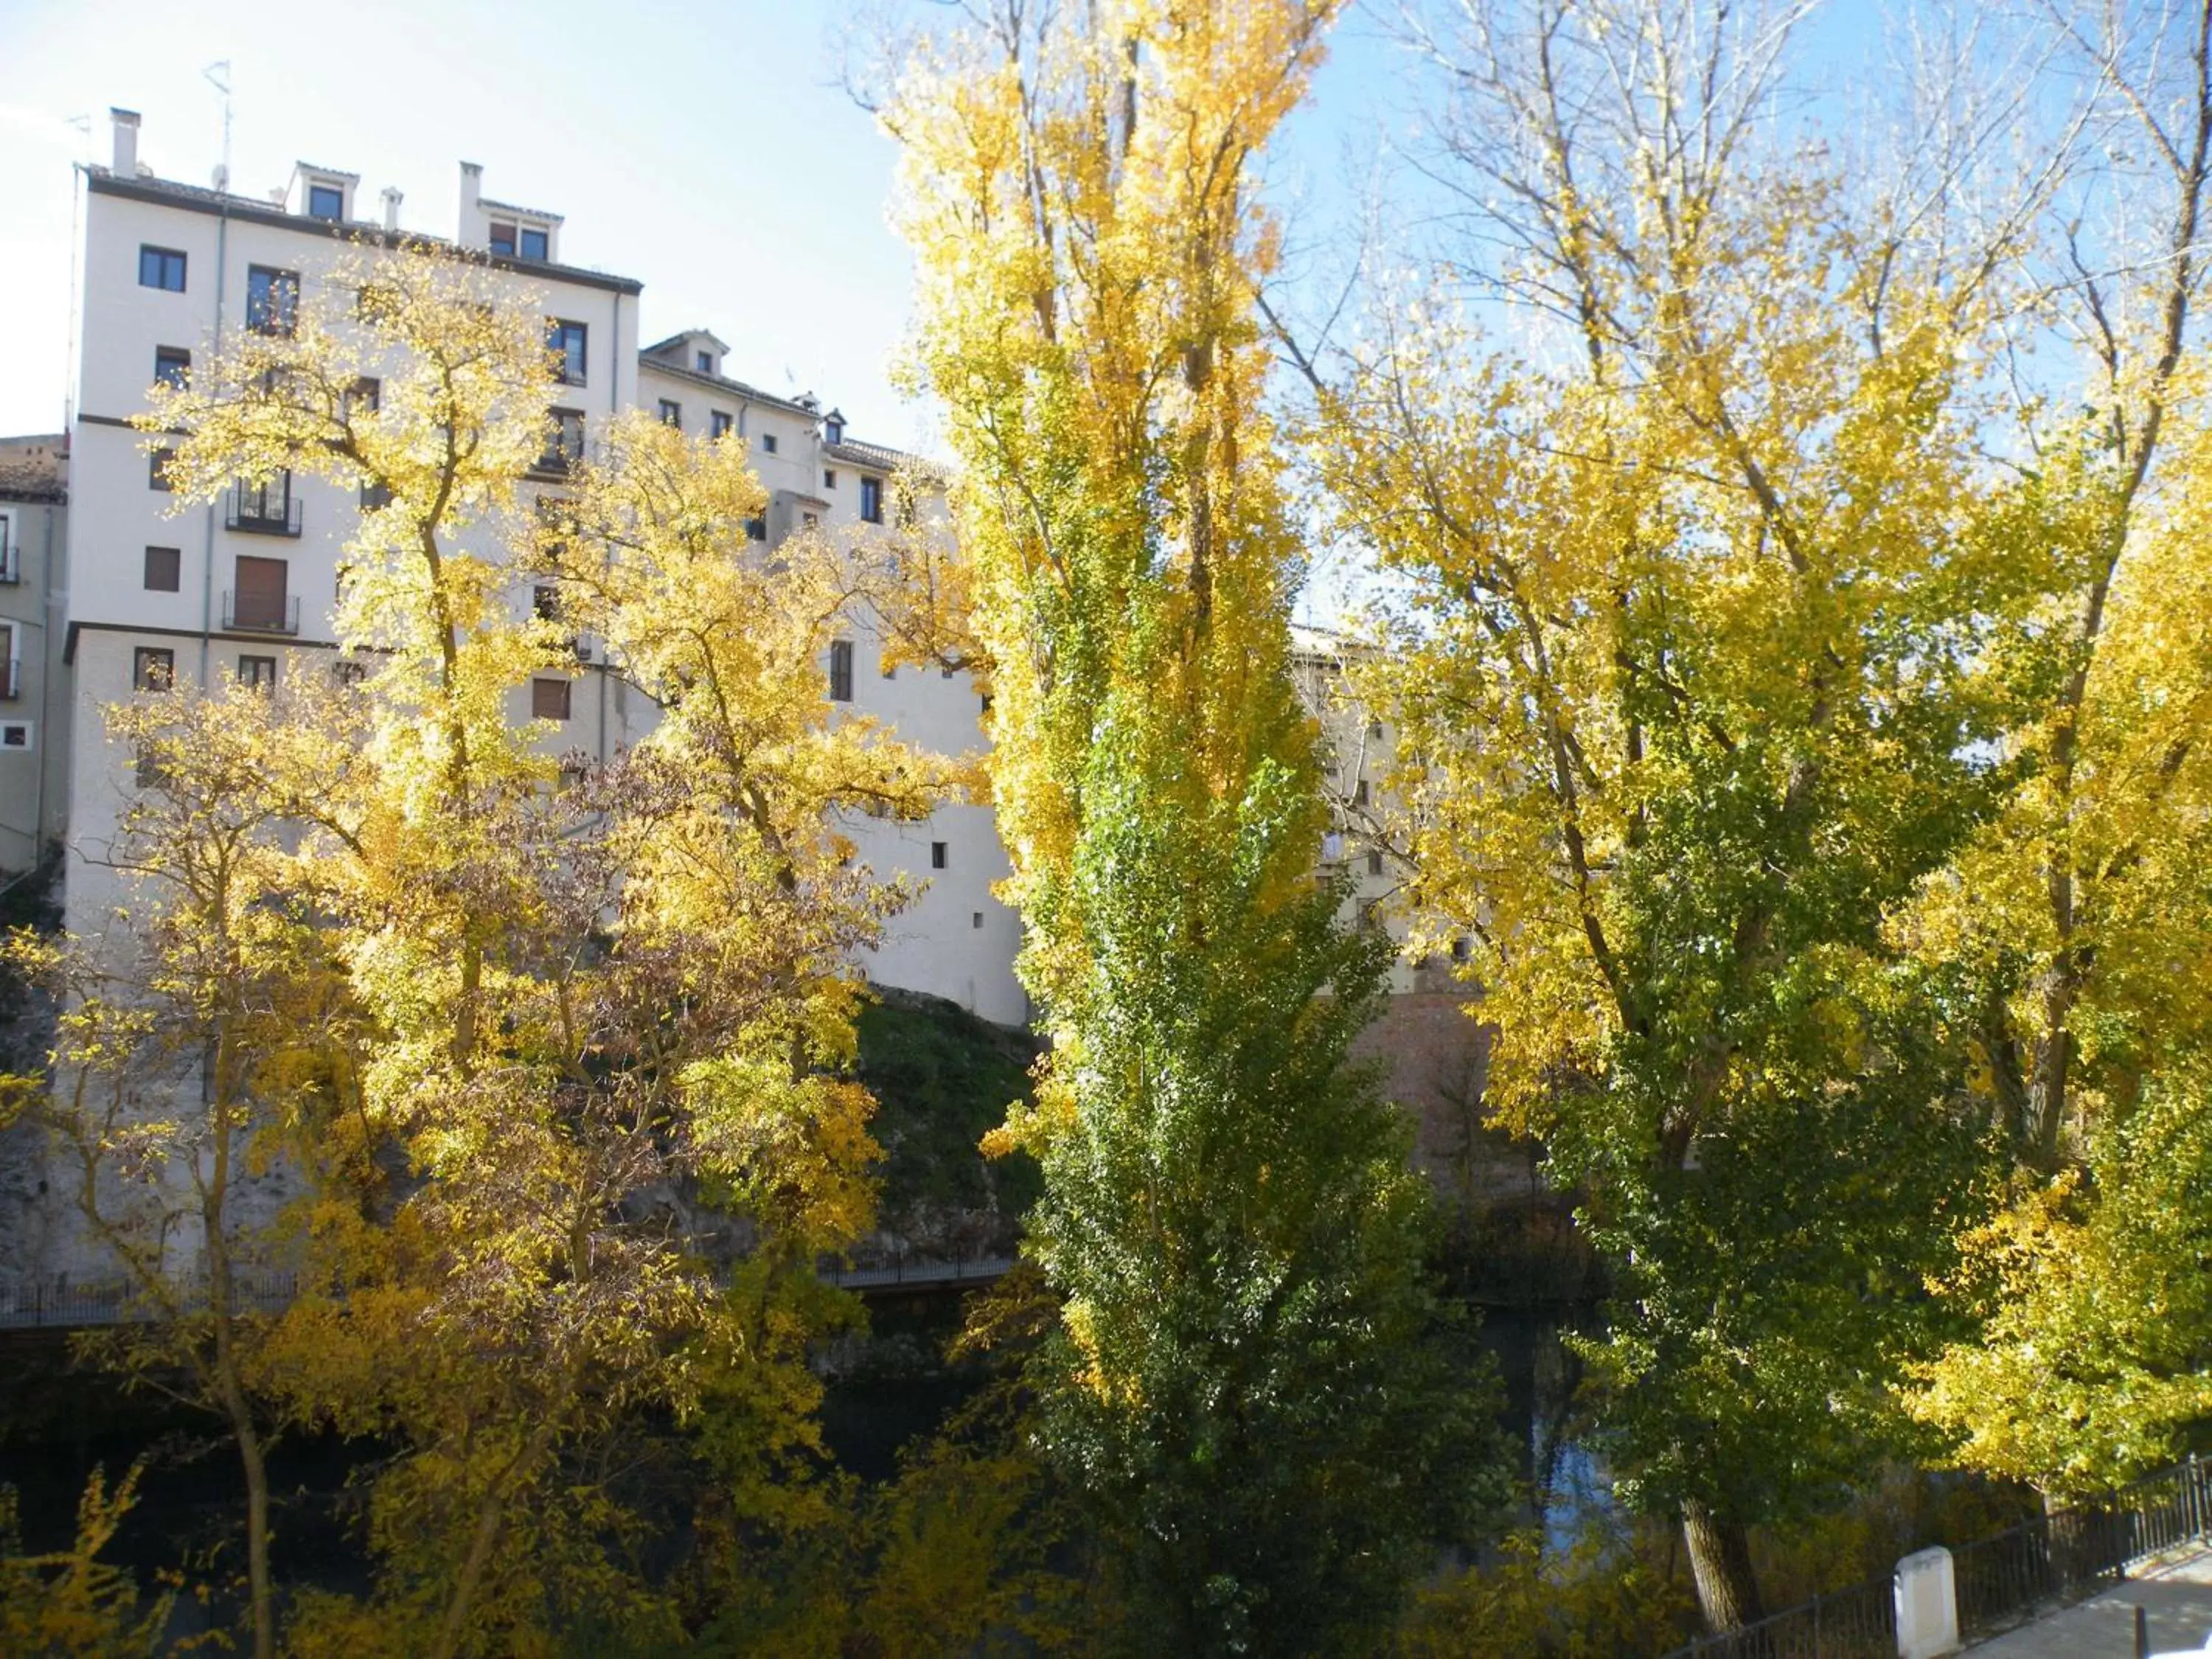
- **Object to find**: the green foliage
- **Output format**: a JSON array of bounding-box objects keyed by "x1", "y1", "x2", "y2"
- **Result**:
[
  {"x1": 1396, "y1": 1524, "x2": 1697, "y2": 1659},
  {"x1": 856, "y1": 994, "x2": 1042, "y2": 1228}
]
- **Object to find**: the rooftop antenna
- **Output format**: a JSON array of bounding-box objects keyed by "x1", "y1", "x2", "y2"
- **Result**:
[{"x1": 204, "y1": 60, "x2": 232, "y2": 192}]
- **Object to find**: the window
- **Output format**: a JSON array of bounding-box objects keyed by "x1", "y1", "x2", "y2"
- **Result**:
[
  {"x1": 153, "y1": 347, "x2": 190, "y2": 389},
  {"x1": 246, "y1": 265, "x2": 299, "y2": 335},
  {"x1": 824, "y1": 469, "x2": 838, "y2": 490},
  {"x1": 1367, "y1": 849, "x2": 1385, "y2": 877},
  {"x1": 980, "y1": 692, "x2": 993, "y2": 714},
  {"x1": 1323, "y1": 830, "x2": 1345, "y2": 863},
  {"x1": 1368, "y1": 719, "x2": 1385, "y2": 740},
  {"x1": 931, "y1": 841, "x2": 948, "y2": 870},
  {"x1": 333, "y1": 660, "x2": 367, "y2": 686},
  {"x1": 133, "y1": 647, "x2": 175, "y2": 691},
  {"x1": 745, "y1": 515, "x2": 767, "y2": 542},
  {"x1": 972, "y1": 911, "x2": 984, "y2": 930},
  {"x1": 237, "y1": 654, "x2": 277, "y2": 689},
  {"x1": 344, "y1": 377, "x2": 380, "y2": 416},
  {"x1": 825, "y1": 413, "x2": 844, "y2": 445},
  {"x1": 520, "y1": 227, "x2": 549, "y2": 262},
  {"x1": 149, "y1": 448, "x2": 176, "y2": 491},
  {"x1": 540, "y1": 408, "x2": 585, "y2": 473},
  {"x1": 361, "y1": 479, "x2": 392, "y2": 509},
  {"x1": 144, "y1": 546, "x2": 181, "y2": 592},
  {"x1": 547, "y1": 320, "x2": 587, "y2": 386},
  {"x1": 533, "y1": 585, "x2": 560, "y2": 621},
  {"x1": 658, "y1": 400, "x2": 682, "y2": 428},
  {"x1": 532, "y1": 678, "x2": 571, "y2": 720},
  {"x1": 828, "y1": 640, "x2": 854, "y2": 703},
  {"x1": 1352, "y1": 778, "x2": 1370, "y2": 807},
  {"x1": 859, "y1": 476, "x2": 883, "y2": 524},
  {"x1": 695, "y1": 349, "x2": 712, "y2": 372},
  {"x1": 760, "y1": 432, "x2": 778, "y2": 455},
  {"x1": 489, "y1": 222, "x2": 517, "y2": 257},
  {"x1": 711, "y1": 411, "x2": 733, "y2": 439},
  {"x1": 942, "y1": 666, "x2": 956, "y2": 680},
  {"x1": 0, "y1": 624, "x2": 13, "y2": 695},
  {"x1": 307, "y1": 183, "x2": 344, "y2": 221},
  {"x1": 231, "y1": 554, "x2": 292, "y2": 631},
  {"x1": 0, "y1": 515, "x2": 13, "y2": 582},
  {"x1": 139, "y1": 246, "x2": 187, "y2": 291}
]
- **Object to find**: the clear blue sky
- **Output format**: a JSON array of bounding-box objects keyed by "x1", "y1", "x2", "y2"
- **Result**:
[{"x1": 0, "y1": 0, "x2": 1424, "y2": 456}]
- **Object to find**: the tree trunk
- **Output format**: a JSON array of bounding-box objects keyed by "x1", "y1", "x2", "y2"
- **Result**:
[{"x1": 1683, "y1": 1500, "x2": 1765, "y2": 1634}]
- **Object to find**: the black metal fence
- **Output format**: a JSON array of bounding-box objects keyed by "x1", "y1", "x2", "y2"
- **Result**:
[
  {"x1": 1952, "y1": 1456, "x2": 2212, "y2": 1641},
  {"x1": 1661, "y1": 1573, "x2": 1896, "y2": 1659},
  {"x1": 1662, "y1": 1456, "x2": 2212, "y2": 1659}
]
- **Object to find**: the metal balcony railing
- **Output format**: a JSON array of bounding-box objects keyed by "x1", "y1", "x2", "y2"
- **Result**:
[
  {"x1": 223, "y1": 591, "x2": 300, "y2": 634},
  {"x1": 225, "y1": 484, "x2": 303, "y2": 536}
]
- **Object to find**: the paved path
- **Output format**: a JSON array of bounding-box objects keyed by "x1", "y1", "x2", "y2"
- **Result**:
[{"x1": 1964, "y1": 1548, "x2": 2212, "y2": 1657}]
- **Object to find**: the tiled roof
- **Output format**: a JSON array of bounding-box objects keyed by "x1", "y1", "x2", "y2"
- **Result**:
[
  {"x1": 826, "y1": 437, "x2": 939, "y2": 477},
  {"x1": 294, "y1": 161, "x2": 360, "y2": 181},
  {"x1": 636, "y1": 356, "x2": 823, "y2": 420},
  {"x1": 479, "y1": 195, "x2": 564, "y2": 223}
]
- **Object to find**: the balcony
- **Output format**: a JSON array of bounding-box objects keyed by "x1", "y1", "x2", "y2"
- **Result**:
[
  {"x1": 223, "y1": 592, "x2": 300, "y2": 635},
  {"x1": 225, "y1": 485, "x2": 302, "y2": 538},
  {"x1": 0, "y1": 658, "x2": 18, "y2": 700}
]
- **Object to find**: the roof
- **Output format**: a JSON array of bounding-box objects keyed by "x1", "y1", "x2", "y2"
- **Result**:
[
  {"x1": 293, "y1": 161, "x2": 360, "y2": 182},
  {"x1": 644, "y1": 330, "x2": 731, "y2": 358},
  {"x1": 826, "y1": 437, "x2": 939, "y2": 477},
  {"x1": 478, "y1": 195, "x2": 565, "y2": 224},
  {"x1": 85, "y1": 168, "x2": 640, "y2": 295},
  {"x1": 0, "y1": 435, "x2": 68, "y2": 503},
  {"x1": 636, "y1": 355, "x2": 824, "y2": 420}
]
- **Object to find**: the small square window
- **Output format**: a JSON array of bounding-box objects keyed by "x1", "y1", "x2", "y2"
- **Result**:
[
  {"x1": 1450, "y1": 937, "x2": 1472, "y2": 964},
  {"x1": 824, "y1": 468, "x2": 838, "y2": 490},
  {"x1": 361, "y1": 479, "x2": 393, "y2": 509},
  {"x1": 134, "y1": 647, "x2": 175, "y2": 691},
  {"x1": 149, "y1": 448, "x2": 177, "y2": 491},
  {"x1": 153, "y1": 347, "x2": 190, "y2": 390},
  {"x1": 490, "y1": 222, "x2": 518, "y2": 257},
  {"x1": 942, "y1": 666, "x2": 956, "y2": 680},
  {"x1": 760, "y1": 433, "x2": 778, "y2": 455},
  {"x1": 931, "y1": 841, "x2": 948, "y2": 870},
  {"x1": 144, "y1": 546, "x2": 181, "y2": 591},
  {"x1": 139, "y1": 246, "x2": 187, "y2": 292},
  {"x1": 519, "y1": 227, "x2": 549, "y2": 262},
  {"x1": 972, "y1": 911, "x2": 984, "y2": 929},
  {"x1": 533, "y1": 585, "x2": 560, "y2": 621},
  {"x1": 828, "y1": 640, "x2": 854, "y2": 703},
  {"x1": 745, "y1": 515, "x2": 767, "y2": 542},
  {"x1": 1366, "y1": 849, "x2": 1385, "y2": 877},
  {"x1": 658, "y1": 400, "x2": 682, "y2": 429},
  {"x1": 246, "y1": 265, "x2": 299, "y2": 337},
  {"x1": 333, "y1": 660, "x2": 367, "y2": 686},
  {"x1": 345, "y1": 376, "x2": 381, "y2": 416},
  {"x1": 711, "y1": 411, "x2": 733, "y2": 439},
  {"x1": 532, "y1": 677, "x2": 571, "y2": 720},
  {"x1": 307, "y1": 183, "x2": 344, "y2": 221},
  {"x1": 237, "y1": 654, "x2": 277, "y2": 689},
  {"x1": 695, "y1": 349, "x2": 712, "y2": 372}
]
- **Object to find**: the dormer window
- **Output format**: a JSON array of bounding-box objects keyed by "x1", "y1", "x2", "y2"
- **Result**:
[
  {"x1": 824, "y1": 410, "x2": 845, "y2": 445},
  {"x1": 695, "y1": 349, "x2": 712, "y2": 373},
  {"x1": 521, "y1": 227, "x2": 549, "y2": 261},
  {"x1": 491, "y1": 221, "x2": 549, "y2": 260},
  {"x1": 307, "y1": 183, "x2": 344, "y2": 221}
]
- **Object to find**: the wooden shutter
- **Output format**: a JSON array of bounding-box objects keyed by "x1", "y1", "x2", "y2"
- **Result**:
[{"x1": 234, "y1": 555, "x2": 288, "y2": 629}]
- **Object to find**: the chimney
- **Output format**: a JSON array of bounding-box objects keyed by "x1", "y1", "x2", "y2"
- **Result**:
[
  {"x1": 380, "y1": 186, "x2": 403, "y2": 233},
  {"x1": 110, "y1": 108, "x2": 140, "y2": 177},
  {"x1": 458, "y1": 160, "x2": 481, "y2": 243}
]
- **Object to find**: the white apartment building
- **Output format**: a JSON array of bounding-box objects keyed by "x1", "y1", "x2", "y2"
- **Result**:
[{"x1": 57, "y1": 108, "x2": 1025, "y2": 1027}]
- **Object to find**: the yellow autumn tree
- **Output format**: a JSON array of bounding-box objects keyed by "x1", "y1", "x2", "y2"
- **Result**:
[
  {"x1": 1294, "y1": 0, "x2": 2067, "y2": 1630},
  {"x1": 883, "y1": 3, "x2": 1509, "y2": 1649},
  {"x1": 116, "y1": 240, "x2": 964, "y2": 1655}
]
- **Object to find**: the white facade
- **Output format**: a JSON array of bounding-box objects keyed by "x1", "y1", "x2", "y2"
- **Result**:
[{"x1": 57, "y1": 109, "x2": 1023, "y2": 1027}]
